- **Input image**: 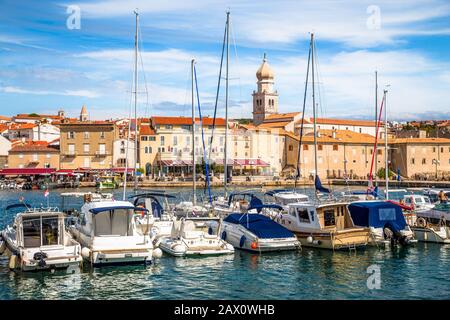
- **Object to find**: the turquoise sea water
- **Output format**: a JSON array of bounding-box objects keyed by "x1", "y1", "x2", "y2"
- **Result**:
[{"x1": 0, "y1": 187, "x2": 449, "y2": 300}]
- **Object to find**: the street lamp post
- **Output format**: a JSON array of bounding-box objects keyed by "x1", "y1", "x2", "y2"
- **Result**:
[{"x1": 432, "y1": 159, "x2": 440, "y2": 180}]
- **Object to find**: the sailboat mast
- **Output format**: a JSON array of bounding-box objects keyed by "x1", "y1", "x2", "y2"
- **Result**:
[
  {"x1": 192, "y1": 59, "x2": 196, "y2": 205},
  {"x1": 133, "y1": 10, "x2": 139, "y2": 191},
  {"x1": 311, "y1": 33, "x2": 318, "y2": 188},
  {"x1": 384, "y1": 89, "x2": 389, "y2": 199},
  {"x1": 374, "y1": 71, "x2": 378, "y2": 186},
  {"x1": 224, "y1": 10, "x2": 230, "y2": 197}
]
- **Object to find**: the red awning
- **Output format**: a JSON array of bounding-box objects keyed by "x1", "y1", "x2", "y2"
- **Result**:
[
  {"x1": 55, "y1": 169, "x2": 74, "y2": 176},
  {"x1": 215, "y1": 159, "x2": 270, "y2": 167},
  {"x1": 0, "y1": 168, "x2": 56, "y2": 176},
  {"x1": 110, "y1": 167, "x2": 134, "y2": 173},
  {"x1": 158, "y1": 160, "x2": 192, "y2": 167}
]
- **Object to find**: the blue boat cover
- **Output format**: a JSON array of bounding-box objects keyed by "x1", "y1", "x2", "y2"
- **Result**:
[
  {"x1": 348, "y1": 201, "x2": 407, "y2": 233},
  {"x1": 89, "y1": 205, "x2": 147, "y2": 214},
  {"x1": 224, "y1": 214, "x2": 294, "y2": 239}
]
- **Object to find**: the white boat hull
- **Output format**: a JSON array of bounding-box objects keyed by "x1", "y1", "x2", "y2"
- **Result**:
[{"x1": 411, "y1": 226, "x2": 450, "y2": 244}]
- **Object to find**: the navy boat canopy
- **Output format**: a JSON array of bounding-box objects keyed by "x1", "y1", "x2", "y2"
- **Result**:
[
  {"x1": 89, "y1": 206, "x2": 147, "y2": 214},
  {"x1": 348, "y1": 201, "x2": 407, "y2": 233},
  {"x1": 5, "y1": 203, "x2": 32, "y2": 211},
  {"x1": 224, "y1": 213, "x2": 294, "y2": 239}
]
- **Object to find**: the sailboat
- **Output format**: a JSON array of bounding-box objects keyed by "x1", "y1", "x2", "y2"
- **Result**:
[
  {"x1": 68, "y1": 11, "x2": 161, "y2": 266},
  {"x1": 158, "y1": 59, "x2": 234, "y2": 257},
  {"x1": 272, "y1": 33, "x2": 370, "y2": 250}
]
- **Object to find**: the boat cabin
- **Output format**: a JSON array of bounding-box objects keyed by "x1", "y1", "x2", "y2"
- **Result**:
[
  {"x1": 129, "y1": 193, "x2": 175, "y2": 219},
  {"x1": 265, "y1": 189, "x2": 309, "y2": 206},
  {"x1": 10, "y1": 208, "x2": 66, "y2": 248},
  {"x1": 80, "y1": 201, "x2": 142, "y2": 237},
  {"x1": 282, "y1": 202, "x2": 355, "y2": 231}
]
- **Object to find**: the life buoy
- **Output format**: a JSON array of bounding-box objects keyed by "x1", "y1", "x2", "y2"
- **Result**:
[{"x1": 416, "y1": 217, "x2": 427, "y2": 228}]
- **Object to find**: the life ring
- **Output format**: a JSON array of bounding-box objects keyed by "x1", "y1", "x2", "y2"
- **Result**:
[{"x1": 416, "y1": 217, "x2": 427, "y2": 228}]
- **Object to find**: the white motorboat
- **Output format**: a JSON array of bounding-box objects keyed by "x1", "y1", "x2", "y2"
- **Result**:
[
  {"x1": 209, "y1": 205, "x2": 301, "y2": 253},
  {"x1": 264, "y1": 189, "x2": 310, "y2": 209},
  {"x1": 129, "y1": 192, "x2": 176, "y2": 239},
  {"x1": 402, "y1": 194, "x2": 434, "y2": 211},
  {"x1": 213, "y1": 191, "x2": 272, "y2": 217},
  {"x1": 272, "y1": 201, "x2": 370, "y2": 250},
  {"x1": 348, "y1": 201, "x2": 417, "y2": 246},
  {"x1": 68, "y1": 199, "x2": 159, "y2": 266},
  {"x1": 410, "y1": 203, "x2": 450, "y2": 244},
  {"x1": 0, "y1": 204, "x2": 82, "y2": 272},
  {"x1": 173, "y1": 201, "x2": 211, "y2": 218},
  {"x1": 159, "y1": 217, "x2": 234, "y2": 257}
]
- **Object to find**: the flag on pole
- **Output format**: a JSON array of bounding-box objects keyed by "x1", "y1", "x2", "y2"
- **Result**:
[{"x1": 44, "y1": 189, "x2": 49, "y2": 197}]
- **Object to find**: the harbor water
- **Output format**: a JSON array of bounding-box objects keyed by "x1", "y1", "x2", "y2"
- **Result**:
[{"x1": 0, "y1": 187, "x2": 449, "y2": 300}]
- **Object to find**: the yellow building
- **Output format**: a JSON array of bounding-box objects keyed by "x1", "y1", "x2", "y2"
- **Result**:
[
  {"x1": 390, "y1": 138, "x2": 450, "y2": 179},
  {"x1": 8, "y1": 141, "x2": 59, "y2": 169},
  {"x1": 284, "y1": 129, "x2": 384, "y2": 180},
  {"x1": 58, "y1": 106, "x2": 118, "y2": 170}
]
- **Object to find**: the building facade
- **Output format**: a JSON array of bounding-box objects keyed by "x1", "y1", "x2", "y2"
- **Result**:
[
  {"x1": 8, "y1": 141, "x2": 59, "y2": 169},
  {"x1": 390, "y1": 138, "x2": 450, "y2": 179},
  {"x1": 59, "y1": 106, "x2": 117, "y2": 170}
]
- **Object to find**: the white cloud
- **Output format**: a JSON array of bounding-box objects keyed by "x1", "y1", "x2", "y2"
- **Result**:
[{"x1": 0, "y1": 86, "x2": 100, "y2": 98}]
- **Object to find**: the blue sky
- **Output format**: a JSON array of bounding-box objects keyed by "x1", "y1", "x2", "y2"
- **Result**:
[{"x1": 0, "y1": 0, "x2": 449, "y2": 121}]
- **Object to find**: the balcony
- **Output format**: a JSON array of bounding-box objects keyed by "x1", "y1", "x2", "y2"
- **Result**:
[
  {"x1": 95, "y1": 151, "x2": 109, "y2": 157},
  {"x1": 63, "y1": 151, "x2": 77, "y2": 157}
]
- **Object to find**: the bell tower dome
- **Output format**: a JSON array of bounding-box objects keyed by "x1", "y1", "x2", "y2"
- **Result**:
[{"x1": 252, "y1": 53, "x2": 278, "y2": 125}]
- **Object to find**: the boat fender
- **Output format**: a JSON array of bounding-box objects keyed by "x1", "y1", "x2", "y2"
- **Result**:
[
  {"x1": 81, "y1": 247, "x2": 91, "y2": 260},
  {"x1": 221, "y1": 231, "x2": 227, "y2": 241},
  {"x1": 8, "y1": 255, "x2": 17, "y2": 270},
  {"x1": 250, "y1": 241, "x2": 258, "y2": 250},
  {"x1": 313, "y1": 240, "x2": 321, "y2": 245},
  {"x1": 239, "y1": 235, "x2": 246, "y2": 248},
  {"x1": 0, "y1": 239, "x2": 6, "y2": 255},
  {"x1": 153, "y1": 238, "x2": 161, "y2": 248},
  {"x1": 152, "y1": 248, "x2": 163, "y2": 259},
  {"x1": 307, "y1": 236, "x2": 313, "y2": 244}
]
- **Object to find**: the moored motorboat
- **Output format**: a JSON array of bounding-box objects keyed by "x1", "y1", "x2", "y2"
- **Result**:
[
  {"x1": 210, "y1": 206, "x2": 301, "y2": 252},
  {"x1": 0, "y1": 203, "x2": 82, "y2": 272},
  {"x1": 273, "y1": 201, "x2": 370, "y2": 250},
  {"x1": 348, "y1": 200, "x2": 417, "y2": 246},
  {"x1": 159, "y1": 217, "x2": 234, "y2": 257},
  {"x1": 410, "y1": 203, "x2": 450, "y2": 244},
  {"x1": 68, "y1": 199, "x2": 159, "y2": 266}
]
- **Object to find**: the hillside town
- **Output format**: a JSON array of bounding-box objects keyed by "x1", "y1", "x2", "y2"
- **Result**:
[{"x1": 0, "y1": 57, "x2": 449, "y2": 188}]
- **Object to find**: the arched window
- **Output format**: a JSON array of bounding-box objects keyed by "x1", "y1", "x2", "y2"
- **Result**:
[{"x1": 145, "y1": 146, "x2": 149, "y2": 153}]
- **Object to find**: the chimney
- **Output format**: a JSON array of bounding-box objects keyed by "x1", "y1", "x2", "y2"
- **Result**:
[
  {"x1": 317, "y1": 131, "x2": 321, "y2": 138},
  {"x1": 332, "y1": 130, "x2": 336, "y2": 139}
]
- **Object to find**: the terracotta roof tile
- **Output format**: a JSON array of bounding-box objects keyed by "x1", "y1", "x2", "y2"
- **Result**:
[
  {"x1": 314, "y1": 117, "x2": 378, "y2": 127},
  {"x1": 140, "y1": 125, "x2": 156, "y2": 135},
  {"x1": 151, "y1": 116, "x2": 226, "y2": 126}
]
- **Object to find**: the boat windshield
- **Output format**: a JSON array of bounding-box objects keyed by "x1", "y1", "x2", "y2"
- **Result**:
[
  {"x1": 22, "y1": 215, "x2": 60, "y2": 247},
  {"x1": 94, "y1": 209, "x2": 132, "y2": 236}
]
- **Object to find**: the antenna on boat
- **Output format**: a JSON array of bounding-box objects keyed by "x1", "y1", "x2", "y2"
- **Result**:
[
  {"x1": 191, "y1": 58, "x2": 197, "y2": 206},
  {"x1": 224, "y1": 10, "x2": 230, "y2": 198},
  {"x1": 374, "y1": 71, "x2": 378, "y2": 187},
  {"x1": 384, "y1": 85, "x2": 390, "y2": 200},
  {"x1": 133, "y1": 9, "x2": 139, "y2": 192}
]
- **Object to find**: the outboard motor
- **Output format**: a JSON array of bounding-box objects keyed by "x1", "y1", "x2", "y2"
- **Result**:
[{"x1": 33, "y1": 252, "x2": 48, "y2": 268}]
